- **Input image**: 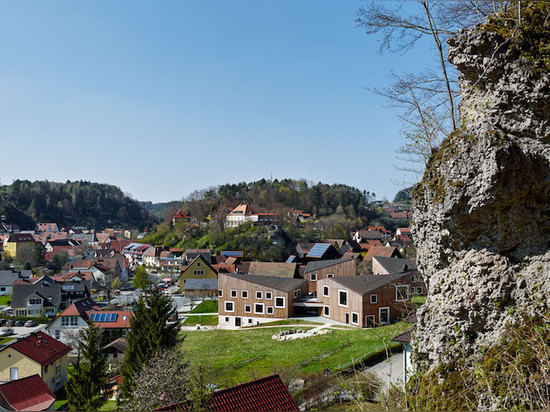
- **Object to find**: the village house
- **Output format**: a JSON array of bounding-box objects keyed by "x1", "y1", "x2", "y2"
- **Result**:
[
  {"x1": 303, "y1": 258, "x2": 356, "y2": 295},
  {"x1": 142, "y1": 246, "x2": 164, "y2": 267},
  {"x1": 172, "y1": 209, "x2": 191, "y2": 225},
  {"x1": 372, "y1": 256, "x2": 417, "y2": 275},
  {"x1": 246, "y1": 262, "x2": 300, "y2": 278},
  {"x1": 364, "y1": 246, "x2": 401, "y2": 262},
  {"x1": 224, "y1": 203, "x2": 281, "y2": 228},
  {"x1": 153, "y1": 374, "x2": 299, "y2": 411},
  {"x1": 0, "y1": 331, "x2": 71, "y2": 393},
  {"x1": 35, "y1": 223, "x2": 60, "y2": 233},
  {"x1": 11, "y1": 281, "x2": 62, "y2": 317},
  {"x1": 44, "y1": 239, "x2": 80, "y2": 261},
  {"x1": 0, "y1": 374, "x2": 56, "y2": 411},
  {"x1": 179, "y1": 255, "x2": 218, "y2": 293},
  {"x1": 2, "y1": 233, "x2": 36, "y2": 259},
  {"x1": 316, "y1": 273, "x2": 413, "y2": 328},
  {"x1": 122, "y1": 243, "x2": 152, "y2": 267},
  {"x1": 218, "y1": 273, "x2": 308, "y2": 328},
  {"x1": 0, "y1": 269, "x2": 32, "y2": 296},
  {"x1": 46, "y1": 297, "x2": 100, "y2": 342}
]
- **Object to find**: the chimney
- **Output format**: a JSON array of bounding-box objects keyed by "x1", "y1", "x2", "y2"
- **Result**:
[{"x1": 36, "y1": 337, "x2": 42, "y2": 346}]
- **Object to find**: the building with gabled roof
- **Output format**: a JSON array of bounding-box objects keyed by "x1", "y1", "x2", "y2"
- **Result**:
[
  {"x1": 317, "y1": 273, "x2": 413, "y2": 328},
  {"x1": 303, "y1": 258, "x2": 356, "y2": 295},
  {"x1": 180, "y1": 255, "x2": 218, "y2": 293},
  {"x1": 172, "y1": 209, "x2": 190, "y2": 225},
  {"x1": 246, "y1": 262, "x2": 299, "y2": 278},
  {"x1": 218, "y1": 273, "x2": 308, "y2": 328},
  {"x1": 372, "y1": 256, "x2": 417, "y2": 275},
  {"x1": 0, "y1": 374, "x2": 56, "y2": 411},
  {"x1": 153, "y1": 374, "x2": 299, "y2": 411},
  {"x1": 2, "y1": 233, "x2": 36, "y2": 259},
  {"x1": 0, "y1": 331, "x2": 71, "y2": 393},
  {"x1": 365, "y1": 246, "x2": 401, "y2": 261}
]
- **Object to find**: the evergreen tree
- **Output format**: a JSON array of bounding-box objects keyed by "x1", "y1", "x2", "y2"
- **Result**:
[
  {"x1": 121, "y1": 288, "x2": 180, "y2": 396},
  {"x1": 66, "y1": 322, "x2": 108, "y2": 411}
]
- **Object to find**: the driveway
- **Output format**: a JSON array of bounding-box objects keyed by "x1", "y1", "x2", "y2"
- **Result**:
[{"x1": 367, "y1": 352, "x2": 405, "y2": 392}]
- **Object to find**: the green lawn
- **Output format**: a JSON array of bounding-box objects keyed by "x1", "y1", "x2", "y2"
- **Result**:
[
  {"x1": 98, "y1": 400, "x2": 118, "y2": 411},
  {"x1": 190, "y1": 300, "x2": 218, "y2": 313},
  {"x1": 0, "y1": 337, "x2": 15, "y2": 345},
  {"x1": 181, "y1": 322, "x2": 409, "y2": 387},
  {"x1": 0, "y1": 295, "x2": 11, "y2": 305},
  {"x1": 412, "y1": 295, "x2": 427, "y2": 307},
  {"x1": 244, "y1": 319, "x2": 325, "y2": 327},
  {"x1": 182, "y1": 315, "x2": 219, "y2": 325}
]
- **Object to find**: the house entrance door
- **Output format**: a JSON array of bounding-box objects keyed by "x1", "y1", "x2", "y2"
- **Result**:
[
  {"x1": 345, "y1": 313, "x2": 350, "y2": 324},
  {"x1": 379, "y1": 307, "x2": 390, "y2": 325},
  {"x1": 235, "y1": 317, "x2": 241, "y2": 327}
]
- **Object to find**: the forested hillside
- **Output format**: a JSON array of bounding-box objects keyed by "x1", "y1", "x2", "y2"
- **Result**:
[{"x1": 0, "y1": 180, "x2": 152, "y2": 229}]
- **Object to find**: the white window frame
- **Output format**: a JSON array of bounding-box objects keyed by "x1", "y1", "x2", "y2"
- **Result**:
[
  {"x1": 242, "y1": 290, "x2": 248, "y2": 299},
  {"x1": 323, "y1": 285, "x2": 329, "y2": 297},
  {"x1": 395, "y1": 285, "x2": 409, "y2": 302},
  {"x1": 327, "y1": 273, "x2": 334, "y2": 278},
  {"x1": 265, "y1": 291, "x2": 272, "y2": 300},
  {"x1": 274, "y1": 296, "x2": 285, "y2": 308},
  {"x1": 218, "y1": 289, "x2": 223, "y2": 297},
  {"x1": 370, "y1": 294, "x2": 377, "y2": 304},
  {"x1": 267, "y1": 306, "x2": 274, "y2": 315},
  {"x1": 293, "y1": 289, "x2": 300, "y2": 299},
  {"x1": 225, "y1": 301, "x2": 234, "y2": 312},
  {"x1": 323, "y1": 305, "x2": 330, "y2": 317},
  {"x1": 310, "y1": 273, "x2": 317, "y2": 281},
  {"x1": 244, "y1": 305, "x2": 251, "y2": 313},
  {"x1": 230, "y1": 289, "x2": 237, "y2": 298},
  {"x1": 379, "y1": 307, "x2": 390, "y2": 325},
  {"x1": 351, "y1": 312, "x2": 359, "y2": 325},
  {"x1": 338, "y1": 289, "x2": 348, "y2": 307},
  {"x1": 256, "y1": 291, "x2": 263, "y2": 300},
  {"x1": 254, "y1": 303, "x2": 264, "y2": 314}
]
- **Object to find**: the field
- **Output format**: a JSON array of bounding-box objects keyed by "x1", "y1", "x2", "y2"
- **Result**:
[
  {"x1": 181, "y1": 322, "x2": 409, "y2": 386},
  {"x1": 190, "y1": 300, "x2": 218, "y2": 313},
  {"x1": 182, "y1": 315, "x2": 218, "y2": 326}
]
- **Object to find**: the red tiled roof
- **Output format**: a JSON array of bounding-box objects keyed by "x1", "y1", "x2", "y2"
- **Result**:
[
  {"x1": 154, "y1": 374, "x2": 299, "y2": 411},
  {"x1": 9, "y1": 332, "x2": 71, "y2": 366},
  {"x1": 85, "y1": 311, "x2": 133, "y2": 329},
  {"x1": 392, "y1": 329, "x2": 414, "y2": 344},
  {"x1": 173, "y1": 209, "x2": 190, "y2": 219},
  {"x1": 0, "y1": 374, "x2": 55, "y2": 411},
  {"x1": 365, "y1": 246, "x2": 398, "y2": 261}
]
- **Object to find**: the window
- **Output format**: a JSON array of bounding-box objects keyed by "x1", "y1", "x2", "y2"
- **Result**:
[
  {"x1": 218, "y1": 289, "x2": 223, "y2": 297},
  {"x1": 323, "y1": 286, "x2": 329, "y2": 297},
  {"x1": 254, "y1": 303, "x2": 264, "y2": 314},
  {"x1": 370, "y1": 294, "x2": 377, "y2": 304},
  {"x1": 265, "y1": 291, "x2": 272, "y2": 300},
  {"x1": 244, "y1": 305, "x2": 251, "y2": 313},
  {"x1": 230, "y1": 290, "x2": 237, "y2": 298},
  {"x1": 411, "y1": 274, "x2": 416, "y2": 282},
  {"x1": 365, "y1": 315, "x2": 375, "y2": 328},
  {"x1": 293, "y1": 289, "x2": 300, "y2": 298},
  {"x1": 248, "y1": 319, "x2": 252, "y2": 324},
  {"x1": 197, "y1": 262, "x2": 201, "y2": 267},
  {"x1": 327, "y1": 273, "x2": 334, "y2": 278},
  {"x1": 62, "y1": 316, "x2": 78, "y2": 327},
  {"x1": 267, "y1": 306, "x2": 274, "y2": 314},
  {"x1": 10, "y1": 368, "x2": 18, "y2": 381},
  {"x1": 310, "y1": 273, "x2": 317, "y2": 281},
  {"x1": 242, "y1": 290, "x2": 248, "y2": 298},
  {"x1": 323, "y1": 306, "x2": 330, "y2": 317},
  {"x1": 225, "y1": 317, "x2": 229, "y2": 322},
  {"x1": 29, "y1": 298, "x2": 41, "y2": 305},
  {"x1": 0, "y1": 287, "x2": 5, "y2": 292},
  {"x1": 379, "y1": 307, "x2": 390, "y2": 324},
  {"x1": 193, "y1": 270, "x2": 204, "y2": 275},
  {"x1": 338, "y1": 290, "x2": 348, "y2": 307},
  {"x1": 256, "y1": 291, "x2": 263, "y2": 299},
  {"x1": 55, "y1": 330, "x2": 60, "y2": 339},
  {"x1": 225, "y1": 301, "x2": 234, "y2": 312},
  {"x1": 414, "y1": 286, "x2": 423, "y2": 295},
  {"x1": 352, "y1": 312, "x2": 359, "y2": 325},
  {"x1": 396, "y1": 285, "x2": 409, "y2": 301},
  {"x1": 275, "y1": 297, "x2": 285, "y2": 308}
]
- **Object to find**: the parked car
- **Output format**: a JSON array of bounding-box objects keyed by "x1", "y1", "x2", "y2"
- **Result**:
[
  {"x1": 0, "y1": 319, "x2": 5, "y2": 326},
  {"x1": 5, "y1": 320, "x2": 14, "y2": 327},
  {"x1": 0, "y1": 328, "x2": 13, "y2": 337},
  {"x1": 14, "y1": 320, "x2": 24, "y2": 327},
  {"x1": 24, "y1": 320, "x2": 38, "y2": 327}
]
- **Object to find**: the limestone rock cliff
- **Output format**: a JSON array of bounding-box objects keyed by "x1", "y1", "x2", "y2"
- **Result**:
[{"x1": 412, "y1": 25, "x2": 550, "y2": 363}]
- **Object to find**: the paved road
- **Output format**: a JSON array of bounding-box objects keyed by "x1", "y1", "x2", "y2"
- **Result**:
[{"x1": 367, "y1": 352, "x2": 405, "y2": 392}]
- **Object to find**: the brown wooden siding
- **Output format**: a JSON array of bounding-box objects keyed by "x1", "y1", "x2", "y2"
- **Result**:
[
  {"x1": 305, "y1": 260, "x2": 356, "y2": 295},
  {"x1": 218, "y1": 274, "x2": 308, "y2": 319}
]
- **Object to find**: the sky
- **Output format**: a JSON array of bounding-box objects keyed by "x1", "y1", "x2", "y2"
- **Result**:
[{"x1": 0, "y1": 0, "x2": 437, "y2": 203}]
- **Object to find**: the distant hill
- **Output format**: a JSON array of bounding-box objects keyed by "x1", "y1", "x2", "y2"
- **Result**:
[
  {"x1": 0, "y1": 180, "x2": 153, "y2": 230},
  {"x1": 140, "y1": 200, "x2": 181, "y2": 221}
]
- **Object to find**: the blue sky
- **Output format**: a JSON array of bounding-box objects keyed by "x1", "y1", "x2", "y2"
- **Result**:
[{"x1": 0, "y1": 0, "x2": 436, "y2": 203}]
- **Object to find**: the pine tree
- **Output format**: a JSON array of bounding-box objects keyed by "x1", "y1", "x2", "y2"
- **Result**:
[
  {"x1": 66, "y1": 321, "x2": 108, "y2": 410},
  {"x1": 121, "y1": 288, "x2": 180, "y2": 396}
]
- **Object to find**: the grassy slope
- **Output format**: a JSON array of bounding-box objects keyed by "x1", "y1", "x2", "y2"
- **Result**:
[
  {"x1": 190, "y1": 300, "x2": 218, "y2": 313},
  {"x1": 181, "y1": 322, "x2": 409, "y2": 387}
]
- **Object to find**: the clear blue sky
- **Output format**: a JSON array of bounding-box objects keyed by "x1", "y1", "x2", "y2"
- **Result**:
[{"x1": 0, "y1": 0, "x2": 435, "y2": 203}]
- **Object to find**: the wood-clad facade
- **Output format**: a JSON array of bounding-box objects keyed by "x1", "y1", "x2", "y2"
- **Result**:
[
  {"x1": 218, "y1": 273, "x2": 308, "y2": 329},
  {"x1": 304, "y1": 259, "x2": 356, "y2": 295},
  {"x1": 317, "y1": 273, "x2": 412, "y2": 328}
]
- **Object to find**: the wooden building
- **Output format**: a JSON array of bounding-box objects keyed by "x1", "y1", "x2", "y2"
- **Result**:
[
  {"x1": 303, "y1": 258, "x2": 356, "y2": 295},
  {"x1": 317, "y1": 273, "x2": 412, "y2": 328},
  {"x1": 218, "y1": 273, "x2": 308, "y2": 329}
]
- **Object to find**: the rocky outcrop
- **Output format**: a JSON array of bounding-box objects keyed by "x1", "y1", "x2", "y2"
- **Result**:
[{"x1": 412, "y1": 26, "x2": 550, "y2": 363}]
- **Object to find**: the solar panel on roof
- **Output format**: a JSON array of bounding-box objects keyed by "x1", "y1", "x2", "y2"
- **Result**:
[
  {"x1": 99, "y1": 313, "x2": 106, "y2": 322},
  {"x1": 112, "y1": 314, "x2": 118, "y2": 322},
  {"x1": 286, "y1": 255, "x2": 296, "y2": 263},
  {"x1": 307, "y1": 243, "x2": 330, "y2": 258}
]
